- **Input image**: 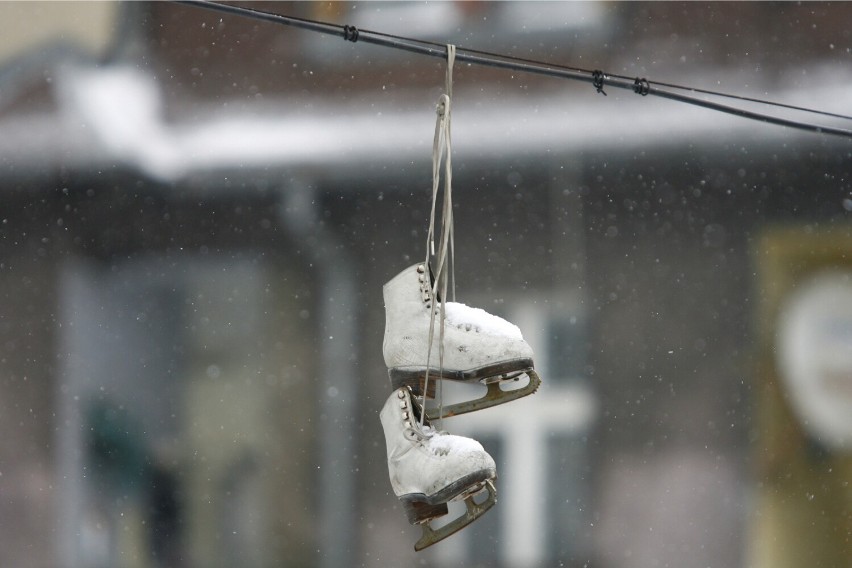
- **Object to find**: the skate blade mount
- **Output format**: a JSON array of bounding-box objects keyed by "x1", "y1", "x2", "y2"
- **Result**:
[
  {"x1": 425, "y1": 369, "x2": 541, "y2": 420},
  {"x1": 413, "y1": 479, "x2": 497, "y2": 552}
]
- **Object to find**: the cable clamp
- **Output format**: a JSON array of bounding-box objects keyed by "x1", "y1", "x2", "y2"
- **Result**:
[
  {"x1": 343, "y1": 25, "x2": 359, "y2": 42},
  {"x1": 592, "y1": 70, "x2": 607, "y2": 96},
  {"x1": 633, "y1": 77, "x2": 650, "y2": 96}
]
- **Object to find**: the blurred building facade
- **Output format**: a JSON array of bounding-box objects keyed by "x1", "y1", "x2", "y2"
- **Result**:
[{"x1": 0, "y1": 2, "x2": 850, "y2": 567}]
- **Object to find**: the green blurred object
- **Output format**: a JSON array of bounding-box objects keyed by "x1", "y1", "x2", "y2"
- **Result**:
[{"x1": 86, "y1": 399, "x2": 148, "y2": 494}]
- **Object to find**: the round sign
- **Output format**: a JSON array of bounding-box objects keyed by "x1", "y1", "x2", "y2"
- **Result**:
[{"x1": 776, "y1": 270, "x2": 852, "y2": 452}]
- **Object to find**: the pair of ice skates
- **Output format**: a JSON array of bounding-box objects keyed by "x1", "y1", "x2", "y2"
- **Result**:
[{"x1": 379, "y1": 263, "x2": 541, "y2": 551}]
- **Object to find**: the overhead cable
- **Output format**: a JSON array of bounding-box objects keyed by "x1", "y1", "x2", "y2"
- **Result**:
[{"x1": 175, "y1": 0, "x2": 852, "y2": 140}]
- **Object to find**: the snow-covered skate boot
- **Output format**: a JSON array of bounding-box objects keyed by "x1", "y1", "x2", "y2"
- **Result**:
[
  {"x1": 383, "y1": 263, "x2": 541, "y2": 418},
  {"x1": 380, "y1": 386, "x2": 497, "y2": 551}
]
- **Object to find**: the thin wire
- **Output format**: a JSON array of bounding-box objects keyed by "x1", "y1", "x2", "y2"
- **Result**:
[
  {"x1": 426, "y1": 42, "x2": 852, "y2": 122},
  {"x1": 174, "y1": 0, "x2": 852, "y2": 140},
  {"x1": 626, "y1": 77, "x2": 852, "y2": 122}
]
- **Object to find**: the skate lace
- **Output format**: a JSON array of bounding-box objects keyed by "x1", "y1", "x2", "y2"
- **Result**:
[
  {"x1": 421, "y1": 44, "x2": 456, "y2": 428},
  {"x1": 405, "y1": 424, "x2": 452, "y2": 456}
]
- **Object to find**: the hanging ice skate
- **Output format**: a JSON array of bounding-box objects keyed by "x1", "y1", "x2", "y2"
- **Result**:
[
  {"x1": 382, "y1": 45, "x2": 541, "y2": 420},
  {"x1": 383, "y1": 263, "x2": 542, "y2": 419},
  {"x1": 379, "y1": 386, "x2": 498, "y2": 551}
]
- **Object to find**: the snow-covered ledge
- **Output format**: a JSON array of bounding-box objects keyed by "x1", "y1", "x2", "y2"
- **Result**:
[{"x1": 2, "y1": 63, "x2": 849, "y2": 184}]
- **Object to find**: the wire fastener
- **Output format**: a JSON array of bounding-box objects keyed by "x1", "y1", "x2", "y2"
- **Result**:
[
  {"x1": 592, "y1": 70, "x2": 607, "y2": 96},
  {"x1": 343, "y1": 25, "x2": 359, "y2": 42},
  {"x1": 633, "y1": 77, "x2": 650, "y2": 96}
]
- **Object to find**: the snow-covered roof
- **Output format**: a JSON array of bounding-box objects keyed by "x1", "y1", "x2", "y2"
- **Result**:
[{"x1": 1, "y1": 63, "x2": 849, "y2": 185}]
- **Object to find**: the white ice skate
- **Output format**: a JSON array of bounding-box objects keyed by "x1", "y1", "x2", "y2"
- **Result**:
[
  {"x1": 380, "y1": 386, "x2": 497, "y2": 551},
  {"x1": 383, "y1": 263, "x2": 541, "y2": 418}
]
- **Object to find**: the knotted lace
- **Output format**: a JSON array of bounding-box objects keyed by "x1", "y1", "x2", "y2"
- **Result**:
[{"x1": 421, "y1": 44, "x2": 456, "y2": 427}]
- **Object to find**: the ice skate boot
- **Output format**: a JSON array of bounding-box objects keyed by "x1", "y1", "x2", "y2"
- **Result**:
[
  {"x1": 383, "y1": 263, "x2": 541, "y2": 418},
  {"x1": 380, "y1": 386, "x2": 497, "y2": 551}
]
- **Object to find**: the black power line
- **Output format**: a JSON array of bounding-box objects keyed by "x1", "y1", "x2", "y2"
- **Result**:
[{"x1": 175, "y1": 0, "x2": 852, "y2": 140}]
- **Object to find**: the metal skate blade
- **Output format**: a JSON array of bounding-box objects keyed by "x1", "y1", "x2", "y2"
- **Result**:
[
  {"x1": 482, "y1": 368, "x2": 529, "y2": 384},
  {"x1": 425, "y1": 369, "x2": 541, "y2": 420},
  {"x1": 413, "y1": 479, "x2": 497, "y2": 552}
]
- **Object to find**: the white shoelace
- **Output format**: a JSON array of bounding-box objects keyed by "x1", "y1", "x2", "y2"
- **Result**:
[{"x1": 421, "y1": 44, "x2": 456, "y2": 428}]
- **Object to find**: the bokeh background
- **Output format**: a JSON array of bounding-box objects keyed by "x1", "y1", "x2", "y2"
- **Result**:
[{"x1": 1, "y1": 2, "x2": 851, "y2": 567}]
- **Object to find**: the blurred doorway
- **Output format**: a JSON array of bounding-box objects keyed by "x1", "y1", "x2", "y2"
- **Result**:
[{"x1": 56, "y1": 253, "x2": 311, "y2": 568}]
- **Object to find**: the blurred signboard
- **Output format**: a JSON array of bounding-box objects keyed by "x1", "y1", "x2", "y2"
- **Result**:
[
  {"x1": 777, "y1": 270, "x2": 852, "y2": 452},
  {"x1": 752, "y1": 226, "x2": 852, "y2": 568}
]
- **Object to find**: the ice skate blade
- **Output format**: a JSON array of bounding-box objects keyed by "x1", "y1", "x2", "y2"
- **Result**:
[
  {"x1": 426, "y1": 369, "x2": 542, "y2": 420},
  {"x1": 413, "y1": 479, "x2": 497, "y2": 552},
  {"x1": 389, "y1": 358, "x2": 535, "y2": 396}
]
